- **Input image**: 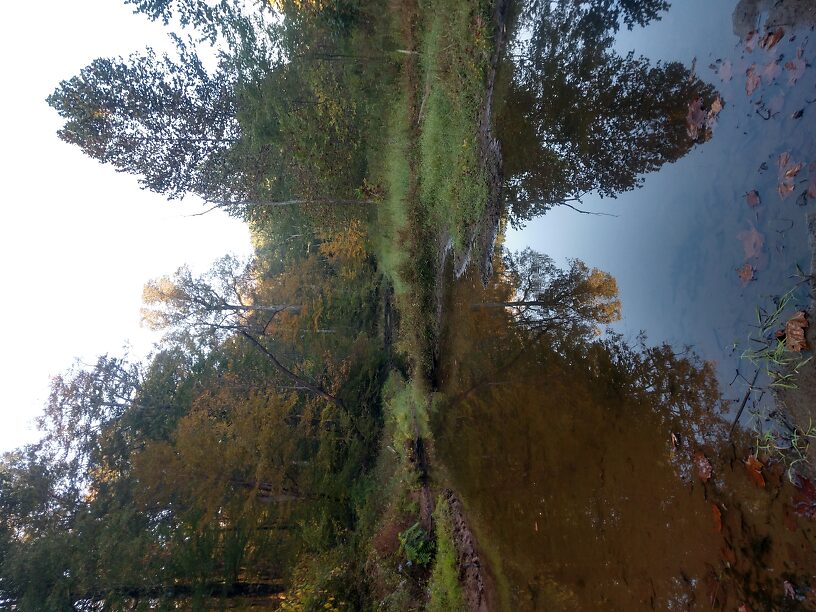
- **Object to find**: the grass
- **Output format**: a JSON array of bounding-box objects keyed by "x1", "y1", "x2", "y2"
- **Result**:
[
  {"x1": 418, "y1": 0, "x2": 492, "y2": 252},
  {"x1": 427, "y1": 496, "x2": 465, "y2": 612}
]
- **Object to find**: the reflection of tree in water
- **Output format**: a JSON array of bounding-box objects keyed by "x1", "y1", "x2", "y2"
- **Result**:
[
  {"x1": 437, "y1": 250, "x2": 816, "y2": 610},
  {"x1": 499, "y1": 0, "x2": 718, "y2": 222}
]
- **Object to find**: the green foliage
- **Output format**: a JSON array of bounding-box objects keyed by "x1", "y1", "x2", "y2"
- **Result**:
[
  {"x1": 397, "y1": 522, "x2": 434, "y2": 566},
  {"x1": 428, "y1": 497, "x2": 465, "y2": 612}
]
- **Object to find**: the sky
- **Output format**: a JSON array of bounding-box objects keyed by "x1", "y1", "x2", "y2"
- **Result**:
[{"x1": 0, "y1": 1, "x2": 252, "y2": 452}]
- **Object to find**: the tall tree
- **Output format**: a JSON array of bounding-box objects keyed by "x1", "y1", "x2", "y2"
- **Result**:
[
  {"x1": 47, "y1": 39, "x2": 243, "y2": 201},
  {"x1": 500, "y1": 0, "x2": 716, "y2": 221},
  {"x1": 473, "y1": 249, "x2": 622, "y2": 340}
]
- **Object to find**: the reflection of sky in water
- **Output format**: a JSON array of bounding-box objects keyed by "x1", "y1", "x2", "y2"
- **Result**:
[{"x1": 507, "y1": 0, "x2": 814, "y2": 405}]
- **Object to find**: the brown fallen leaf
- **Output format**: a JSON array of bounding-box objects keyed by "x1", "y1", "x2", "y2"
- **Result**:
[
  {"x1": 778, "y1": 153, "x2": 803, "y2": 199},
  {"x1": 695, "y1": 451, "x2": 713, "y2": 482},
  {"x1": 711, "y1": 503, "x2": 722, "y2": 533},
  {"x1": 745, "y1": 455, "x2": 765, "y2": 488},
  {"x1": 737, "y1": 263, "x2": 754, "y2": 285},
  {"x1": 786, "y1": 48, "x2": 806, "y2": 85},
  {"x1": 784, "y1": 311, "x2": 809, "y2": 352},
  {"x1": 784, "y1": 162, "x2": 803, "y2": 179},
  {"x1": 746, "y1": 190, "x2": 761, "y2": 207},
  {"x1": 746, "y1": 64, "x2": 761, "y2": 96},
  {"x1": 784, "y1": 580, "x2": 796, "y2": 599},
  {"x1": 761, "y1": 59, "x2": 781, "y2": 84},
  {"x1": 718, "y1": 59, "x2": 733, "y2": 82},
  {"x1": 737, "y1": 225, "x2": 764, "y2": 258},
  {"x1": 738, "y1": 605, "x2": 753, "y2": 612},
  {"x1": 759, "y1": 29, "x2": 785, "y2": 51},
  {"x1": 745, "y1": 30, "x2": 758, "y2": 52}
]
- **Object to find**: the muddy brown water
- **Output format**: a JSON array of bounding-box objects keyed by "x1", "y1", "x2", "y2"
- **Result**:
[{"x1": 434, "y1": 0, "x2": 816, "y2": 609}]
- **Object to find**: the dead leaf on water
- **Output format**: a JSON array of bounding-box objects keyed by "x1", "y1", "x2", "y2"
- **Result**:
[
  {"x1": 694, "y1": 451, "x2": 713, "y2": 482},
  {"x1": 746, "y1": 190, "x2": 761, "y2": 207},
  {"x1": 746, "y1": 64, "x2": 761, "y2": 96},
  {"x1": 792, "y1": 108, "x2": 804, "y2": 119},
  {"x1": 778, "y1": 153, "x2": 803, "y2": 199},
  {"x1": 737, "y1": 224, "x2": 764, "y2": 258},
  {"x1": 759, "y1": 29, "x2": 785, "y2": 51},
  {"x1": 745, "y1": 30, "x2": 758, "y2": 52},
  {"x1": 785, "y1": 48, "x2": 806, "y2": 85},
  {"x1": 784, "y1": 311, "x2": 809, "y2": 352},
  {"x1": 761, "y1": 60, "x2": 781, "y2": 84},
  {"x1": 745, "y1": 455, "x2": 765, "y2": 487},
  {"x1": 716, "y1": 59, "x2": 733, "y2": 82},
  {"x1": 737, "y1": 263, "x2": 754, "y2": 285}
]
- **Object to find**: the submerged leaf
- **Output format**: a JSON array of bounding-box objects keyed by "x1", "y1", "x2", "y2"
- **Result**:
[
  {"x1": 759, "y1": 29, "x2": 785, "y2": 51},
  {"x1": 745, "y1": 455, "x2": 765, "y2": 487},
  {"x1": 746, "y1": 64, "x2": 761, "y2": 96},
  {"x1": 784, "y1": 311, "x2": 809, "y2": 352},
  {"x1": 737, "y1": 263, "x2": 754, "y2": 285},
  {"x1": 761, "y1": 60, "x2": 781, "y2": 84},
  {"x1": 746, "y1": 190, "x2": 761, "y2": 207},
  {"x1": 785, "y1": 48, "x2": 806, "y2": 85},
  {"x1": 737, "y1": 225, "x2": 764, "y2": 258}
]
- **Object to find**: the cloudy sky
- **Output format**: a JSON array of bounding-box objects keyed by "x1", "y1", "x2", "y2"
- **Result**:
[{"x1": 0, "y1": 1, "x2": 252, "y2": 452}]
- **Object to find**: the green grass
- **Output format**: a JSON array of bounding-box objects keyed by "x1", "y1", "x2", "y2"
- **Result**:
[
  {"x1": 427, "y1": 496, "x2": 465, "y2": 612},
  {"x1": 418, "y1": 0, "x2": 491, "y2": 252}
]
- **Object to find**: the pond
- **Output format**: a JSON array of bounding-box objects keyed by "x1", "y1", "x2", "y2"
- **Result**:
[{"x1": 434, "y1": 0, "x2": 816, "y2": 608}]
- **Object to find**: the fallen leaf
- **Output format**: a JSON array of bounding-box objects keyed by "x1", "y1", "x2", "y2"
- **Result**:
[
  {"x1": 759, "y1": 29, "x2": 785, "y2": 51},
  {"x1": 738, "y1": 605, "x2": 753, "y2": 612},
  {"x1": 784, "y1": 311, "x2": 809, "y2": 352},
  {"x1": 710, "y1": 96, "x2": 723, "y2": 116},
  {"x1": 784, "y1": 580, "x2": 796, "y2": 599},
  {"x1": 717, "y1": 59, "x2": 733, "y2": 82},
  {"x1": 745, "y1": 455, "x2": 765, "y2": 487},
  {"x1": 671, "y1": 432, "x2": 679, "y2": 448},
  {"x1": 737, "y1": 225, "x2": 765, "y2": 258},
  {"x1": 695, "y1": 451, "x2": 713, "y2": 482},
  {"x1": 746, "y1": 190, "x2": 761, "y2": 207},
  {"x1": 792, "y1": 108, "x2": 804, "y2": 119},
  {"x1": 761, "y1": 60, "x2": 781, "y2": 84},
  {"x1": 711, "y1": 503, "x2": 722, "y2": 533},
  {"x1": 745, "y1": 30, "x2": 758, "y2": 52},
  {"x1": 786, "y1": 48, "x2": 806, "y2": 85},
  {"x1": 778, "y1": 153, "x2": 803, "y2": 199},
  {"x1": 784, "y1": 162, "x2": 803, "y2": 179},
  {"x1": 737, "y1": 263, "x2": 754, "y2": 285},
  {"x1": 746, "y1": 64, "x2": 761, "y2": 96},
  {"x1": 796, "y1": 190, "x2": 809, "y2": 207}
]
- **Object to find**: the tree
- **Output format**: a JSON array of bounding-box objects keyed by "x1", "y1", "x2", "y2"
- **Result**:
[
  {"x1": 500, "y1": 0, "x2": 717, "y2": 221},
  {"x1": 47, "y1": 39, "x2": 244, "y2": 201},
  {"x1": 142, "y1": 255, "x2": 344, "y2": 407},
  {"x1": 473, "y1": 249, "x2": 621, "y2": 339}
]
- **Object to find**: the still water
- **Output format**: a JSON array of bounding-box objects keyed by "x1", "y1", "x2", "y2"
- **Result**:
[{"x1": 436, "y1": 0, "x2": 816, "y2": 609}]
